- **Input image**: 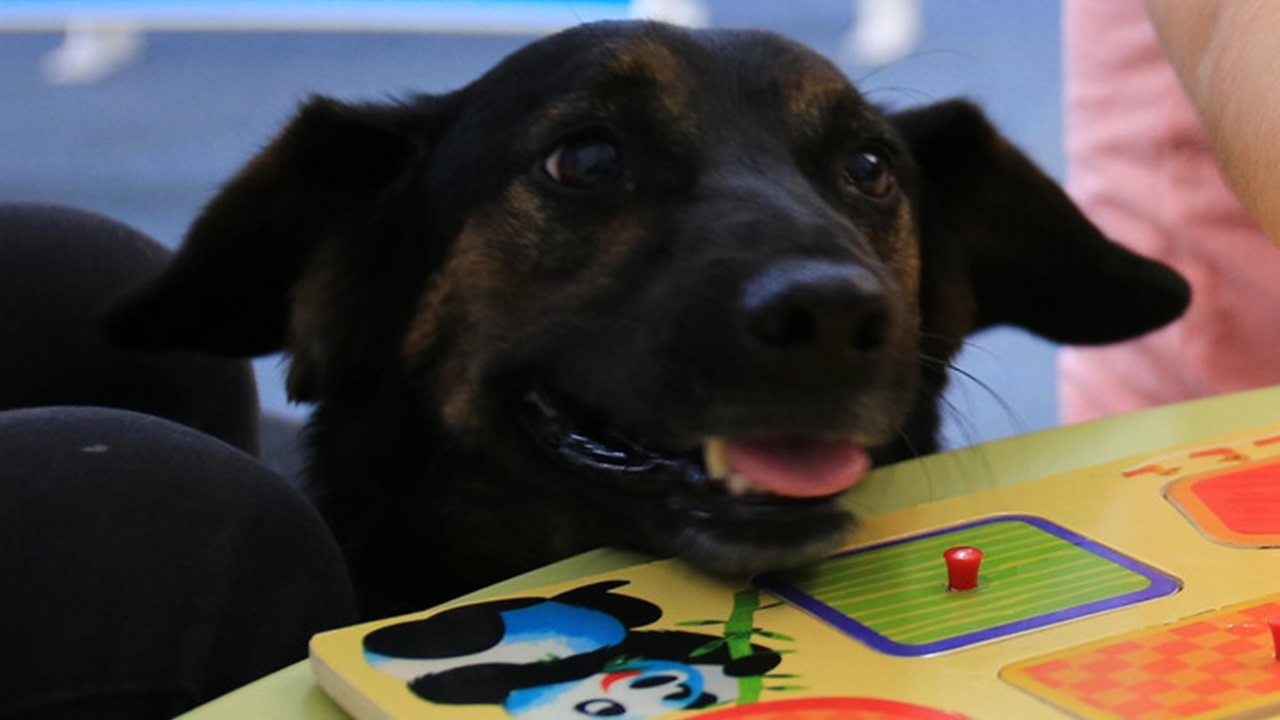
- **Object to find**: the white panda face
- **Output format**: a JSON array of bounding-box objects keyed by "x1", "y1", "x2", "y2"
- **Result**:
[{"x1": 504, "y1": 659, "x2": 740, "y2": 719}]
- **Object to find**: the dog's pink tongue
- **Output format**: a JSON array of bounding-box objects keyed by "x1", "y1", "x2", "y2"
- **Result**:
[{"x1": 725, "y1": 437, "x2": 870, "y2": 498}]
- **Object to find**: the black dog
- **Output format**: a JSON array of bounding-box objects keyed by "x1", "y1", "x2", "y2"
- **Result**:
[{"x1": 106, "y1": 21, "x2": 1189, "y2": 618}]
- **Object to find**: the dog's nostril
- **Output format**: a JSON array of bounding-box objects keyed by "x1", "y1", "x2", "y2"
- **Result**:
[
  {"x1": 750, "y1": 304, "x2": 817, "y2": 349},
  {"x1": 852, "y1": 305, "x2": 890, "y2": 353}
]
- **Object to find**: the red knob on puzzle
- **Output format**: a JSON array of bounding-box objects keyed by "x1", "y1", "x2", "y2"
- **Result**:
[{"x1": 944, "y1": 546, "x2": 983, "y2": 592}]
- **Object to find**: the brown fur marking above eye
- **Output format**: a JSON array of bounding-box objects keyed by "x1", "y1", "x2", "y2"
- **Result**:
[
  {"x1": 777, "y1": 56, "x2": 860, "y2": 136},
  {"x1": 601, "y1": 35, "x2": 693, "y2": 129}
]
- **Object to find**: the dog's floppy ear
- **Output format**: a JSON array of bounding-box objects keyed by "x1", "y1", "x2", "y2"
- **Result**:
[
  {"x1": 892, "y1": 99, "x2": 1190, "y2": 344},
  {"x1": 105, "y1": 95, "x2": 442, "y2": 398}
]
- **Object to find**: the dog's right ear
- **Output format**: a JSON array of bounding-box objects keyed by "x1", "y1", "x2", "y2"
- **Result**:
[
  {"x1": 104, "y1": 95, "x2": 438, "y2": 358},
  {"x1": 891, "y1": 99, "x2": 1190, "y2": 345}
]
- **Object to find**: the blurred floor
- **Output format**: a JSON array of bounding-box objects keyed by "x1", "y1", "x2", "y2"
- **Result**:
[{"x1": 0, "y1": 0, "x2": 1064, "y2": 449}]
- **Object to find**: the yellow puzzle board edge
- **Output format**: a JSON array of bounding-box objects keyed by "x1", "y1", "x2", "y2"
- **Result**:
[{"x1": 308, "y1": 420, "x2": 1280, "y2": 719}]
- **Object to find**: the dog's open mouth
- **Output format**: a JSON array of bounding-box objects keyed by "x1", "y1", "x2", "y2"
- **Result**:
[
  {"x1": 518, "y1": 388, "x2": 871, "y2": 505},
  {"x1": 702, "y1": 436, "x2": 871, "y2": 498}
]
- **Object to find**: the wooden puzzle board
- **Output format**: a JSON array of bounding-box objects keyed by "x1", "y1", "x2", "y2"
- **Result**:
[{"x1": 309, "y1": 421, "x2": 1280, "y2": 720}]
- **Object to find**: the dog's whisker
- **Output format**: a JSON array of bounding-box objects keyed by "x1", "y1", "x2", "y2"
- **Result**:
[
  {"x1": 850, "y1": 47, "x2": 977, "y2": 86},
  {"x1": 860, "y1": 84, "x2": 940, "y2": 109},
  {"x1": 941, "y1": 336, "x2": 1018, "y2": 363},
  {"x1": 917, "y1": 349, "x2": 1030, "y2": 446},
  {"x1": 916, "y1": 329, "x2": 962, "y2": 343},
  {"x1": 917, "y1": 330, "x2": 992, "y2": 356},
  {"x1": 920, "y1": 330, "x2": 1043, "y2": 451},
  {"x1": 891, "y1": 425, "x2": 925, "y2": 462},
  {"x1": 894, "y1": 425, "x2": 945, "y2": 504},
  {"x1": 933, "y1": 392, "x2": 981, "y2": 449},
  {"x1": 950, "y1": 363, "x2": 1030, "y2": 435}
]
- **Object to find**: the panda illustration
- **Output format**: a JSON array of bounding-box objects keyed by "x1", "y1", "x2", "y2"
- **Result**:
[{"x1": 363, "y1": 580, "x2": 781, "y2": 718}]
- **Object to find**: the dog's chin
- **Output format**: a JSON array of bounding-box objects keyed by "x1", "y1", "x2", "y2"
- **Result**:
[
  {"x1": 643, "y1": 495, "x2": 856, "y2": 576},
  {"x1": 515, "y1": 386, "x2": 865, "y2": 576}
]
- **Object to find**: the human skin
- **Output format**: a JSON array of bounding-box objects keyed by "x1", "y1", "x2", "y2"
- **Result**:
[{"x1": 1145, "y1": 0, "x2": 1280, "y2": 245}]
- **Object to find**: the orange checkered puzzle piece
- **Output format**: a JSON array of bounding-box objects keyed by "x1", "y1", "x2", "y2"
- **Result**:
[{"x1": 1002, "y1": 597, "x2": 1280, "y2": 719}]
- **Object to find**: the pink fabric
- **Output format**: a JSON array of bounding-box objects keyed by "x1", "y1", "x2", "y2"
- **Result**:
[{"x1": 1058, "y1": 0, "x2": 1280, "y2": 423}]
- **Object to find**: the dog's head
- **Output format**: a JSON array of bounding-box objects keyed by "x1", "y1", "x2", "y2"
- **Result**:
[{"x1": 107, "y1": 22, "x2": 1189, "y2": 581}]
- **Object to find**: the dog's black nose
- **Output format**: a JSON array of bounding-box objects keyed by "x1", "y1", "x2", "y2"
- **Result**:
[{"x1": 741, "y1": 259, "x2": 892, "y2": 363}]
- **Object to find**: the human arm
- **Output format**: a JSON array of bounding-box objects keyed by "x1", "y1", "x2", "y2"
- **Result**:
[{"x1": 1144, "y1": 0, "x2": 1280, "y2": 245}]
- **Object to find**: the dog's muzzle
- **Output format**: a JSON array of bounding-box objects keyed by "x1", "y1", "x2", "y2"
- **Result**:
[{"x1": 518, "y1": 386, "x2": 867, "y2": 574}]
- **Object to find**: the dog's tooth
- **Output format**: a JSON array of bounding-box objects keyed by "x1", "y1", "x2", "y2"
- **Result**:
[{"x1": 703, "y1": 437, "x2": 731, "y2": 480}]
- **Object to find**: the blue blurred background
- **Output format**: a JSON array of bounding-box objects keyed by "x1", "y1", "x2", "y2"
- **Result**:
[{"x1": 0, "y1": 0, "x2": 1064, "y2": 449}]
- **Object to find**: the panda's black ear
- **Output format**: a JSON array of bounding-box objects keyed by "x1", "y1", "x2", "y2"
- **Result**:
[
  {"x1": 362, "y1": 598, "x2": 535, "y2": 659},
  {"x1": 554, "y1": 580, "x2": 663, "y2": 628}
]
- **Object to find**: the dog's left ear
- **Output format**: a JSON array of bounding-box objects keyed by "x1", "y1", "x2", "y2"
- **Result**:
[
  {"x1": 891, "y1": 100, "x2": 1190, "y2": 344},
  {"x1": 104, "y1": 95, "x2": 448, "y2": 398}
]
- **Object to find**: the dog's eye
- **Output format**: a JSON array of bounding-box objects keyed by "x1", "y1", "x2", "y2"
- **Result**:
[
  {"x1": 544, "y1": 136, "x2": 622, "y2": 188},
  {"x1": 841, "y1": 150, "x2": 895, "y2": 199}
]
